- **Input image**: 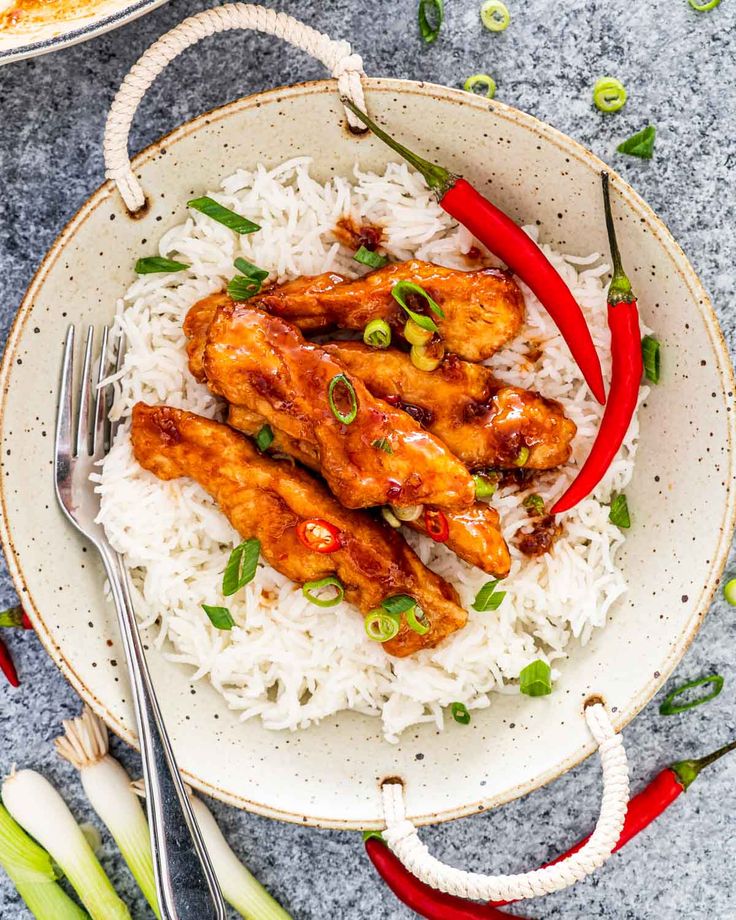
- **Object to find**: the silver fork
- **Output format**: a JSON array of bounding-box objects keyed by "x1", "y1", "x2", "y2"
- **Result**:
[{"x1": 54, "y1": 325, "x2": 227, "y2": 920}]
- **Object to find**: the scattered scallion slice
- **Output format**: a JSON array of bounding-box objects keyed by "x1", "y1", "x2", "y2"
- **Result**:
[
  {"x1": 363, "y1": 318, "x2": 392, "y2": 348},
  {"x1": 364, "y1": 610, "x2": 401, "y2": 642},
  {"x1": 688, "y1": 0, "x2": 721, "y2": 10},
  {"x1": 592, "y1": 77, "x2": 627, "y2": 113},
  {"x1": 255, "y1": 424, "x2": 274, "y2": 452},
  {"x1": 135, "y1": 256, "x2": 189, "y2": 274},
  {"x1": 404, "y1": 316, "x2": 434, "y2": 346},
  {"x1": 659, "y1": 675, "x2": 724, "y2": 715},
  {"x1": 406, "y1": 605, "x2": 430, "y2": 635},
  {"x1": 473, "y1": 472, "x2": 498, "y2": 501},
  {"x1": 418, "y1": 0, "x2": 444, "y2": 43},
  {"x1": 222, "y1": 539, "x2": 261, "y2": 596},
  {"x1": 392, "y1": 503, "x2": 424, "y2": 522},
  {"x1": 450, "y1": 702, "x2": 471, "y2": 724},
  {"x1": 410, "y1": 342, "x2": 444, "y2": 371},
  {"x1": 519, "y1": 659, "x2": 553, "y2": 697},
  {"x1": 302, "y1": 576, "x2": 345, "y2": 608},
  {"x1": 472, "y1": 580, "x2": 506, "y2": 611},
  {"x1": 523, "y1": 493, "x2": 544, "y2": 514},
  {"x1": 480, "y1": 0, "x2": 510, "y2": 31},
  {"x1": 617, "y1": 125, "x2": 656, "y2": 159},
  {"x1": 609, "y1": 493, "x2": 631, "y2": 528},
  {"x1": 392, "y1": 280, "x2": 445, "y2": 334},
  {"x1": 187, "y1": 196, "x2": 261, "y2": 234},
  {"x1": 202, "y1": 605, "x2": 236, "y2": 630},
  {"x1": 381, "y1": 507, "x2": 402, "y2": 528},
  {"x1": 723, "y1": 578, "x2": 736, "y2": 606},
  {"x1": 371, "y1": 437, "x2": 394, "y2": 454},
  {"x1": 328, "y1": 374, "x2": 358, "y2": 425},
  {"x1": 354, "y1": 245, "x2": 388, "y2": 269},
  {"x1": 381, "y1": 595, "x2": 416, "y2": 615},
  {"x1": 642, "y1": 335, "x2": 661, "y2": 383},
  {"x1": 463, "y1": 73, "x2": 496, "y2": 98},
  {"x1": 227, "y1": 275, "x2": 262, "y2": 301},
  {"x1": 233, "y1": 257, "x2": 269, "y2": 283},
  {"x1": 514, "y1": 445, "x2": 530, "y2": 466}
]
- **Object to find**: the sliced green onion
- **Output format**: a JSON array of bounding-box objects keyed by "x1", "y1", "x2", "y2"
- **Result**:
[
  {"x1": 404, "y1": 316, "x2": 434, "y2": 346},
  {"x1": 55, "y1": 707, "x2": 160, "y2": 918},
  {"x1": 364, "y1": 610, "x2": 400, "y2": 642},
  {"x1": 381, "y1": 507, "x2": 402, "y2": 528},
  {"x1": 255, "y1": 424, "x2": 274, "y2": 451},
  {"x1": 363, "y1": 318, "x2": 392, "y2": 348},
  {"x1": 418, "y1": 0, "x2": 444, "y2": 43},
  {"x1": 472, "y1": 580, "x2": 506, "y2": 611},
  {"x1": 723, "y1": 578, "x2": 736, "y2": 606},
  {"x1": 302, "y1": 576, "x2": 344, "y2": 608},
  {"x1": 328, "y1": 374, "x2": 358, "y2": 424},
  {"x1": 222, "y1": 539, "x2": 261, "y2": 596},
  {"x1": 392, "y1": 280, "x2": 445, "y2": 334},
  {"x1": 405, "y1": 605, "x2": 430, "y2": 635},
  {"x1": 514, "y1": 445, "x2": 530, "y2": 466},
  {"x1": 463, "y1": 73, "x2": 496, "y2": 98},
  {"x1": 354, "y1": 245, "x2": 388, "y2": 269},
  {"x1": 688, "y1": 0, "x2": 721, "y2": 9},
  {"x1": 473, "y1": 472, "x2": 498, "y2": 501},
  {"x1": 233, "y1": 257, "x2": 269, "y2": 283},
  {"x1": 480, "y1": 0, "x2": 510, "y2": 32},
  {"x1": 593, "y1": 77, "x2": 627, "y2": 113},
  {"x1": 135, "y1": 256, "x2": 189, "y2": 274},
  {"x1": 659, "y1": 675, "x2": 724, "y2": 715},
  {"x1": 187, "y1": 196, "x2": 260, "y2": 234},
  {"x1": 642, "y1": 335, "x2": 661, "y2": 383},
  {"x1": 391, "y1": 503, "x2": 423, "y2": 522},
  {"x1": 2, "y1": 769, "x2": 132, "y2": 920},
  {"x1": 410, "y1": 342, "x2": 444, "y2": 371},
  {"x1": 609, "y1": 493, "x2": 631, "y2": 528},
  {"x1": 372, "y1": 437, "x2": 394, "y2": 454},
  {"x1": 519, "y1": 659, "x2": 553, "y2": 697},
  {"x1": 450, "y1": 702, "x2": 471, "y2": 724},
  {"x1": 227, "y1": 275, "x2": 262, "y2": 301},
  {"x1": 381, "y1": 595, "x2": 416, "y2": 615},
  {"x1": 202, "y1": 605, "x2": 236, "y2": 630},
  {"x1": 523, "y1": 493, "x2": 544, "y2": 514},
  {"x1": 617, "y1": 125, "x2": 656, "y2": 159}
]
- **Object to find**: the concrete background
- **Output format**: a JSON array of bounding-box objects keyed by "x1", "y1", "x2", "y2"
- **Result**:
[{"x1": 1, "y1": 0, "x2": 735, "y2": 917}]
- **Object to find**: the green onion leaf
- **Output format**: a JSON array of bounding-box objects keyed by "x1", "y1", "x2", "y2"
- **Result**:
[
  {"x1": 364, "y1": 610, "x2": 401, "y2": 642},
  {"x1": 418, "y1": 0, "x2": 444, "y2": 43},
  {"x1": 450, "y1": 702, "x2": 471, "y2": 724},
  {"x1": 227, "y1": 275, "x2": 262, "y2": 302},
  {"x1": 202, "y1": 605, "x2": 236, "y2": 630},
  {"x1": 463, "y1": 73, "x2": 497, "y2": 98},
  {"x1": 302, "y1": 576, "x2": 345, "y2": 608},
  {"x1": 392, "y1": 281, "x2": 444, "y2": 334},
  {"x1": 519, "y1": 659, "x2": 553, "y2": 697},
  {"x1": 472, "y1": 580, "x2": 506, "y2": 612},
  {"x1": 233, "y1": 257, "x2": 269, "y2": 282},
  {"x1": 642, "y1": 335, "x2": 661, "y2": 383},
  {"x1": 363, "y1": 318, "x2": 392, "y2": 349},
  {"x1": 473, "y1": 472, "x2": 498, "y2": 501},
  {"x1": 354, "y1": 246, "x2": 388, "y2": 270},
  {"x1": 187, "y1": 196, "x2": 261, "y2": 234},
  {"x1": 381, "y1": 595, "x2": 417, "y2": 615},
  {"x1": 480, "y1": 0, "x2": 510, "y2": 31},
  {"x1": 659, "y1": 675, "x2": 724, "y2": 715},
  {"x1": 406, "y1": 605, "x2": 430, "y2": 635},
  {"x1": 609, "y1": 493, "x2": 631, "y2": 528},
  {"x1": 592, "y1": 77, "x2": 627, "y2": 113},
  {"x1": 222, "y1": 538, "x2": 261, "y2": 596},
  {"x1": 328, "y1": 373, "x2": 358, "y2": 425},
  {"x1": 135, "y1": 256, "x2": 189, "y2": 274},
  {"x1": 372, "y1": 438, "x2": 394, "y2": 454},
  {"x1": 723, "y1": 578, "x2": 736, "y2": 606},
  {"x1": 688, "y1": 0, "x2": 721, "y2": 9},
  {"x1": 255, "y1": 425, "x2": 274, "y2": 451},
  {"x1": 523, "y1": 493, "x2": 544, "y2": 514},
  {"x1": 617, "y1": 125, "x2": 656, "y2": 159}
]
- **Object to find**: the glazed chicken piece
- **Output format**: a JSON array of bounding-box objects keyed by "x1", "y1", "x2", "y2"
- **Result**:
[
  {"x1": 322, "y1": 342, "x2": 576, "y2": 469},
  {"x1": 248, "y1": 259, "x2": 525, "y2": 362},
  {"x1": 193, "y1": 299, "x2": 476, "y2": 511},
  {"x1": 226, "y1": 405, "x2": 511, "y2": 578},
  {"x1": 131, "y1": 404, "x2": 467, "y2": 657}
]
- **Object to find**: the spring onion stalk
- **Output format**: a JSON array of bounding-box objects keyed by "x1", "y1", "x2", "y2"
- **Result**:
[
  {"x1": 0, "y1": 803, "x2": 89, "y2": 920},
  {"x1": 54, "y1": 708, "x2": 160, "y2": 918},
  {"x1": 131, "y1": 781, "x2": 292, "y2": 920},
  {"x1": 2, "y1": 768, "x2": 131, "y2": 920}
]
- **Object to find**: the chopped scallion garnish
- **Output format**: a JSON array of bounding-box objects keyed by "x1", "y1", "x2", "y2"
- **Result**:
[
  {"x1": 609, "y1": 493, "x2": 631, "y2": 528},
  {"x1": 723, "y1": 578, "x2": 736, "y2": 606},
  {"x1": 474, "y1": 472, "x2": 498, "y2": 501},
  {"x1": 659, "y1": 675, "x2": 724, "y2": 715},
  {"x1": 514, "y1": 445, "x2": 530, "y2": 466},
  {"x1": 519, "y1": 659, "x2": 552, "y2": 696},
  {"x1": 406, "y1": 605, "x2": 430, "y2": 636},
  {"x1": 381, "y1": 595, "x2": 416, "y2": 615},
  {"x1": 135, "y1": 256, "x2": 189, "y2": 274},
  {"x1": 472, "y1": 580, "x2": 506, "y2": 612},
  {"x1": 255, "y1": 424, "x2": 274, "y2": 452},
  {"x1": 592, "y1": 77, "x2": 627, "y2": 113},
  {"x1": 523, "y1": 493, "x2": 544, "y2": 514},
  {"x1": 463, "y1": 73, "x2": 497, "y2": 98},
  {"x1": 688, "y1": 0, "x2": 721, "y2": 9},
  {"x1": 354, "y1": 245, "x2": 388, "y2": 269},
  {"x1": 364, "y1": 610, "x2": 401, "y2": 642},
  {"x1": 327, "y1": 374, "x2": 358, "y2": 425},
  {"x1": 233, "y1": 257, "x2": 269, "y2": 282},
  {"x1": 371, "y1": 437, "x2": 394, "y2": 454},
  {"x1": 418, "y1": 0, "x2": 444, "y2": 43},
  {"x1": 392, "y1": 280, "x2": 445, "y2": 334},
  {"x1": 642, "y1": 335, "x2": 661, "y2": 383},
  {"x1": 617, "y1": 125, "x2": 656, "y2": 159},
  {"x1": 302, "y1": 576, "x2": 345, "y2": 608},
  {"x1": 480, "y1": 0, "x2": 510, "y2": 31},
  {"x1": 222, "y1": 539, "x2": 261, "y2": 596},
  {"x1": 202, "y1": 605, "x2": 236, "y2": 630},
  {"x1": 363, "y1": 318, "x2": 392, "y2": 349},
  {"x1": 187, "y1": 196, "x2": 261, "y2": 234},
  {"x1": 450, "y1": 702, "x2": 471, "y2": 724}
]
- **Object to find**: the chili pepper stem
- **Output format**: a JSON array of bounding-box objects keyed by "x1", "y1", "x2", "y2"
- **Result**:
[
  {"x1": 342, "y1": 98, "x2": 457, "y2": 196},
  {"x1": 601, "y1": 172, "x2": 635, "y2": 306},
  {"x1": 0, "y1": 606, "x2": 25, "y2": 628},
  {"x1": 672, "y1": 739, "x2": 736, "y2": 790}
]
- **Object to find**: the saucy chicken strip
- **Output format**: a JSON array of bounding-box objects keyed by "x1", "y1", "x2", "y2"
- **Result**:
[
  {"x1": 131, "y1": 404, "x2": 468, "y2": 657},
  {"x1": 248, "y1": 260, "x2": 525, "y2": 362},
  {"x1": 323, "y1": 342, "x2": 576, "y2": 469},
  {"x1": 192, "y1": 299, "x2": 476, "y2": 511}
]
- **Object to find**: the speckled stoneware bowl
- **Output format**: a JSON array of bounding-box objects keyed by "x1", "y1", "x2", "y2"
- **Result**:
[{"x1": 2, "y1": 75, "x2": 735, "y2": 829}]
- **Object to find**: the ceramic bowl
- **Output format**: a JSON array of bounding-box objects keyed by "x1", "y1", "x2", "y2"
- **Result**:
[{"x1": 1, "y1": 77, "x2": 734, "y2": 829}]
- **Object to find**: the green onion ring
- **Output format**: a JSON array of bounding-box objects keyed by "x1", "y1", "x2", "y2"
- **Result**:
[
  {"x1": 406, "y1": 605, "x2": 430, "y2": 636},
  {"x1": 464, "y1": 74, "x2": 497, "y2": 99},
  {"x1": 364, "y1": 610, "x2": 401, "y2": 642},
  {"x1": 480, "y1": 0, "x2": 510, "y2": 31},
  {"x1": 659, "y1": 675, "x2": 724, "y2": 715},
  {"x1": 363, "y1": 318, "x2": 392, "y2": 349},
  {"x1": 327, "y1": 373, "x2": 358, "y2": 425},
  {"x1": 723, "y1": 578, "x2": 736, "y2": 606},
  {"x1": 302, "y1": 576, "x2": 345, "y2": 608},
  {"x1": 450, "y1": 702, "x2": 471, "y2": 724},
  {"x1": 418, "y1": 0, "x2": 444, "y2": 43},
  {"x1": 688, "y1": 0, "x2": 721, "y2": 9},
  {"x1": 514, "y1": 445, "x2": 530, "y2": 467},
  {"x1": 593, "y1": 77, "x2": 627, "y2": 113}
]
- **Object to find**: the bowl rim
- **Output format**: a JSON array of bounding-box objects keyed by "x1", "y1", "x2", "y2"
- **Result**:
[{"x1": 2, "y1": 76, "x2": 735, "y2": 828}]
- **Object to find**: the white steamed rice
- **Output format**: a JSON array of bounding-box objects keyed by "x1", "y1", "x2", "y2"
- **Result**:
[{"x1": 95, "y1": 157, "x2": 647, "y2": 742}]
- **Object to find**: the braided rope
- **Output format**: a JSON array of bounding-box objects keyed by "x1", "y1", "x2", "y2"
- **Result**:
[
  {"x1": 103, "y1": 3, "x2": 366, "y2": 212},
  {"x1": 382, "y1": 702, "x2": 629, "y2": 902}
]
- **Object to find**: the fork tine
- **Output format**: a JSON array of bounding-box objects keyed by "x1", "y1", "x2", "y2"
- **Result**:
[
  {"x1": 92, "y1": 327, "x2": 110, "y2": 457},
  {"x1": 75, "y1": 327, "x2": 94, "y2": 458},
  {"x1": 55, "y1": 326, "x2": 75, "y2": 462}
]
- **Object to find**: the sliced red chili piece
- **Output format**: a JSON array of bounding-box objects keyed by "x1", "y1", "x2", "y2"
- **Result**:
[
  {"x1": 424, "y1": 508, "x2": 449, "y2": 543},
  {"x1": 296, "y1": 518, "x2": 342, "y2": 553}
]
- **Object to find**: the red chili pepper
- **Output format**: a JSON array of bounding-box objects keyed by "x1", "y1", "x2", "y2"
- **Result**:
[
  {"x1": 296, "y1": 518, "x2": 342, "y2": 553},
  {"x1": 551, "y1": 173, "x2": 642, "y2": 514},
  {"x1": 424, "y1": 508, "x2": 450, "y2": 542},
  {"x1": 343, "y1": 99, "x2": 605, "y2": 405},
  {"x1": 0, "y1": 605, "x2": 32, "y2": 630},
  {"x1": 0, "y1": 636, "x2": 20, "y2": 687},
  {"x1": 364, "y1": 835, "x2": 529, "y2": 919},
  {"x1": 491, "y1": 739, "x2": 736, "y2": 907}
]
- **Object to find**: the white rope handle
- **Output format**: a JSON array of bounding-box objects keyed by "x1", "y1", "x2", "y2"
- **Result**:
[
  {"x1": 382, "y1": 702, "x2": 629, "y2": 902},
  {"x1": 104, "y1": 3, "x2": 366, "y2": 212}
]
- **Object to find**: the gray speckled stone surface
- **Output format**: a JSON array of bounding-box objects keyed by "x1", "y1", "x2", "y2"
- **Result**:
[{"x1": 1, "y1": 1, "x2": 735, "y2": 917}]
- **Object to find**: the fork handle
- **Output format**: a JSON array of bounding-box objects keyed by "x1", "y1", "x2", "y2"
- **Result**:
[{"x1": 101, "y1": 547, "x2": 227, "y2": 920}]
